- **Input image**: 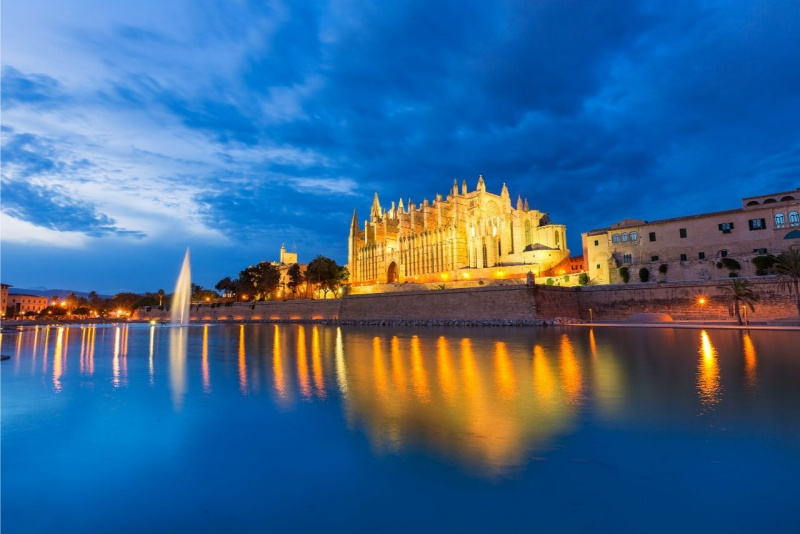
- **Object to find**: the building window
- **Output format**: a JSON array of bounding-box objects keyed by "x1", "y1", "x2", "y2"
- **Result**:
[
  {"x1": 679, "y1": 228, "x2": 687, "y2": 238},
  {"x1": 651, "y1": 255, "x2": 659, "y2": 262},
  {"x1": 623, "y1": 254, "x2": 632, "y2": 264},
  {"x1": 649, "y1": 232, "x2": 656, "y2": 242},
  {"x1": 621, "y1": 233, "x2": 628, "y2": 242},
  {"x1": 748, "y1": 218, "x2": 766, "y2": 230},
  {"x1": 719, "y1": 222, "x2": 734, "y2": 233},
  {"x1": 790, "y1": 211, "x2": 800, "y2": 227},
  {"x1": 612, "y1": 234, "x2": 620, "y2": 244},
  {"x1": 720, "y1": 250, "x2": 728, "y2": 257},
  {"x1": 596, "y1": 264, "x2": 601, "y2": 269},
  {"x1": 775, "y1": 213, "x2": 786, "y2": 228},
  {"x1": 497, "y1": 240, "x2": 502, "y2": 257},
  {"x1": 753, "y1": 248, "x2": 767, "y2": 255},
  {"x1": 482, "y1": 244, "x2": 488, "y2": 268},
  {"x1": 699, "y1": 252, "x2": 705, "y2": 260},
  {"x1": 594, "y1": 239, "x2": 599, "y2": 246},
  {"x1": 630, "y1": 231, "x2": 638, "y2": 242},
  {"x1": 680, "y1": 253, "x2": 687, "y2": 261}
]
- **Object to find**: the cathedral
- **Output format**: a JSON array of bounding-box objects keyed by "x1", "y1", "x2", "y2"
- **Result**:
[{"x1": 348, "y1": 176, "x2": 570, "y2": 284}]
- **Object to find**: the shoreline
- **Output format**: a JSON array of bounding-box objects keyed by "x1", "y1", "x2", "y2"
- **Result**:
[{"x1": 3, "y1": 317, "x2": 799, "y2": 331}]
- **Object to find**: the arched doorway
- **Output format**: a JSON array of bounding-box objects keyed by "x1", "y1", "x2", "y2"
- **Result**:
[{"x1": 387, "y1": 262, "x2": 399, "y2": 283}]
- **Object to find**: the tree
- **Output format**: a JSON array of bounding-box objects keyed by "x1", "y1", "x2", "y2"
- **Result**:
[
  {"x1": 305, "y1": 256, "x2": 349, "y2": 298},
  {"x1": 286, "y1": 263, "x2": 303, "y2": 299},
  {"x1": 619, "y1": 266, "x2": 630, "y2": 284},
  {"x1": 108, "y1": 292, "x2": 141, "y2": 315},
  {"x1": 239, "y1": 262, "x2": 281, "y2": 300},
  {"x1": 638, "y1": 268, "x2": 650, "y2": 283},
  {"x1": 157, "y1": 288, "x2": 166, "y2": 306},
  {"x1": 215, "y1": 277, "x2": 237, "y2": 298},
  {"x1": 774, "y1": 245, "x2": 800, "y2": 319},
  {"x1": 578, "y1": 273, "x2": 590, "y2": 286},
  {"x1": 723, "y1": 279, "x2": 760, "y2": 325}
]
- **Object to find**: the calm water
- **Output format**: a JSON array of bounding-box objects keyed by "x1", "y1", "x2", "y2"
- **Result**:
[{"x1": 2, "y1": 324, "x2": 799, "y2": 533}]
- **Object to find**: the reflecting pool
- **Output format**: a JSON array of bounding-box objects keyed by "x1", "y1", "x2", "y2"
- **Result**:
[{"x1": 2, "y1": 324, "x2": 799, "y2": 532}]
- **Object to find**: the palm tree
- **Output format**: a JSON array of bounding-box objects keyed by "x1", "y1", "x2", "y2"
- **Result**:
[
  {"x1": 724, "y1": 279, "x2": 760, "y2": 325},
  {"x1": 157, "y1": 288, "x2": 166, "y2": 306},
  {"x1": 774, "y1": 245, "x2": 800, "y2": 319}
]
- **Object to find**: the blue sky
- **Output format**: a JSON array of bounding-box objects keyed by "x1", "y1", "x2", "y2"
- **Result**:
[{"x1": 2, "y1": 0, "x2": 799, "y2": 294}]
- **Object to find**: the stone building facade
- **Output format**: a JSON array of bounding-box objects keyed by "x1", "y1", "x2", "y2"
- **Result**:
[
  {"x1": 582, "y1": 188, "x2": 800, "y2": 284},
  {"x1": 6, "y1": 293, "x2": 50, "y2": 316},
  {"x1": 348, "y1": 176, "x2": 569, "y2": 284}
]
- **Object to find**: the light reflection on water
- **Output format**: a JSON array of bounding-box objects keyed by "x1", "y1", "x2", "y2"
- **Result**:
[{"x1": 4, "y1": 324, "x2": 800, "y2": 478}]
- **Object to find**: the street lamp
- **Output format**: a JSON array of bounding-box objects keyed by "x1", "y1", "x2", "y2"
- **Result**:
[{"x1": 696, "y1": 295, "x2": 708, "y2": 324}]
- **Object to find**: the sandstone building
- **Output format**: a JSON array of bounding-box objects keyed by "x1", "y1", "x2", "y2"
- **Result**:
[
  {"x1": 582, "y1": 188, "x2": 800, "y2": 284},
  {"x1": 348, "y1": 176, "x2": 569, "y2": 284}
]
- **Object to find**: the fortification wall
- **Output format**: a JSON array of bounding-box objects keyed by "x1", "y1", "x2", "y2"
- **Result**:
[
  {"x1": 340, "y1": 285, "x2": 539, "y2": 321},
  {"x1": 132, "y1": 277, "x2": 797, "y2": 324},
  {"x1": 133, "y1": 299, "x2": 342, "y2": 322},
  {"x1": 576, "y1": 277, "x2": 795, "y2": 321}
]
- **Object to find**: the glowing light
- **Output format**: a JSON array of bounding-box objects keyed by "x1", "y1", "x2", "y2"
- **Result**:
[
  {"x1": 150, "y1": 320, "x2": 157, "y2": 325},
  {"x1": 697, "y1": 330, "x2": 721, "y2": 409},
  {"x1": 462, "y1": 272, "x2": 470, "y2": 279},
  {"x1": 743, "y1": 333, "x2": 757, "y2": 389},
  {"x1": 697, "y1": 296, "x2": 707, "y2": 306},
  {"x1": 560, "y1": 334, "x2": 583, "y2": 405},
  {"x1": 297, "y1": 326, "x2": 311, "y2": 399},
  {"x1": 273, "y1": 325, "x2": 286, "y2": 398},
  {"x1": 312, "y1": 326, "x2": 326, "y2": 398},
  {"x1": 239, "y1": 325, "x2": 249, "y2": 394},
  {"x1": 494, "y1": 342, "x2": 517, "y2": 399},
  {"x1": 202, "y1": 325, "x2": 211, "y2": 393}
]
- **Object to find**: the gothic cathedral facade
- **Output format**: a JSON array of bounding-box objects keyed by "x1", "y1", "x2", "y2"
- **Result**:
[{"x1": 348, "y1": 176, "x2": 570, "y2": 284}]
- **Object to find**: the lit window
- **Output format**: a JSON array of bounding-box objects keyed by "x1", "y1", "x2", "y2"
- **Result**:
[
  {"x1": 612, "y1": 234, "x2": 620, "y2": 244},
  {"x1": 630, "y1": 231, "x2": 638, "y2": 242},
  {"x1": 775, "y1": 213, "x2": 786, "y2": 228},
  {"x1": 621, "y1": 233, "x2": 628, "y2": 242},
  {"x1": 790, "y1": 211, "x2": 800, "y2": 227}
]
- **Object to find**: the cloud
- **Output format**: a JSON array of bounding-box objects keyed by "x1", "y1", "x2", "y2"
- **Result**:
[
  {"x1": 1, "y1": 179, "x2": 147, "y2": 238},
  {"x1": 0, "y1": 66, "x2": 68, "y2": 109}
]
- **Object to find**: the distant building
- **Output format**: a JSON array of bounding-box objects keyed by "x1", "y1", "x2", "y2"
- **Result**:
[
  {"x1": 582, "y1": 188, "x2": 800, "y2": 284},
  {"x1": 6, "y1": 294, "x2": 50, "y2": 316},
  {"x1": 1, "y1": 284, "x2": 10, "y2": 317},
  {"x1": 348, "y1": 176, "x2": 570, "y2": 284}
]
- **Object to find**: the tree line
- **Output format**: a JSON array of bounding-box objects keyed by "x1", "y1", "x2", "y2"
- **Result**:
[{"x1": 215, "y1": 255, "x2": 349, "y2": 301}]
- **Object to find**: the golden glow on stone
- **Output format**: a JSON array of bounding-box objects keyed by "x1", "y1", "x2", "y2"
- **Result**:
[{"x1": 296, "y1": 325, "x2": 310, "y2": 399}]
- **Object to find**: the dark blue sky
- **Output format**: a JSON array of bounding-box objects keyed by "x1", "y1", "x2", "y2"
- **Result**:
[{"x1": 2, "y1": 0, "x2": 799, "y2": 294}]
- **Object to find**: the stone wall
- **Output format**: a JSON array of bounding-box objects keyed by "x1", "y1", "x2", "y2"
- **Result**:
[
  {"x1": 133, "y1": 276, "x2": 798, "y2": 324},
  {"x1": 133, "y1": 299, "x2": 343, "y2": 322},
  {"x1": 576, "y1": 277, "x2": 796, "y2": 321},
  {"x1": 340, "y1": 285, "x2": 538, "y2": 321}
]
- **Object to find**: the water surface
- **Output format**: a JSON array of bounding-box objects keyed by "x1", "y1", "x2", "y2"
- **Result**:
[{"x1": 2, "y1": 324, "x2": 799, "y2": 532}]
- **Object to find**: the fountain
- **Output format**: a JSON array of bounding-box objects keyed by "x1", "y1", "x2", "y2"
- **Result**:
[{"x1": 170, "y1": 248, "x2": 192, "y2": 326}]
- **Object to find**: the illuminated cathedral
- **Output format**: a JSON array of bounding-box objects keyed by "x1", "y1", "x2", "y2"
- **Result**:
[{"x1": 348, "y1": 176, "x2": 570, "y2": 284}]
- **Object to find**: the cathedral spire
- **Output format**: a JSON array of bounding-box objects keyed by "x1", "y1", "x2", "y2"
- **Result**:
[
  {"x1": 523, "y1": 198, "x2": 529, "y2": 211},
  {"x1": 516, "y1": 195, "x2": 523, "y2": 210},
  {"x1": 453, "y1": 178, "x2": 459, "y2": 197},
  {"x1": 350, "y1": 209, "x2": 359, "y2": 233},
  {"x1": 398, "y1": 198, "x2": 405, "y2": 214},
  {"x1": 501, "y1": 182, "x2": 509, "y2": 198},
  {"x1": 370, "y1": 192, "x2": 382, "y2": 220},
  {"x1": 477, "y1": 174, "x2": 485, "y2": 192},
  {"x1": 461, "y1": 180, "x2": 467, "y2": 196}
]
